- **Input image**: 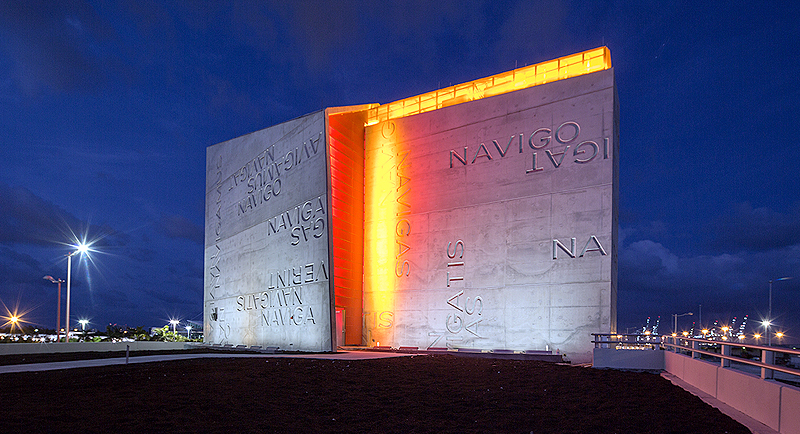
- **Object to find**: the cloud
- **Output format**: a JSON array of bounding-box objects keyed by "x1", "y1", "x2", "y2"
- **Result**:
[
  {"x1": 157, "y1": 213, "x2": 204, "y2": 245},
  {"x1": 618, "y1": 227, "x2": 800, "y2": 335},
  {"x1": 0, "y1": 246, "x2": 43, "y2": 285},
  {"x1": 711, "y1": 203, "x2": 800, "y2": 252},
  {"x1": 0, "y1": 182, "x2": 83, "y2": 246}
]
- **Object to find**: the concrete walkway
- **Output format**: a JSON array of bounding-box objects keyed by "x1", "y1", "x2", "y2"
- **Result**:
[
  {"x1": 661, "y1": 372, "x2": 778, "y2": 434},
  {"x1": 0, "y1": 350, "x2": 414, "y2": 374}
]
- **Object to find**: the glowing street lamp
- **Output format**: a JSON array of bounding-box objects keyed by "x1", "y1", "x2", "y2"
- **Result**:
[
  {"x1": 762, "y1": 320, "x2": 772, "y2": 346},
  {"x1": 170, "y1": 319, "x2": 179, "y2": 334},
  {"x1": 753, "y1": 333, "x2": 761, "y2": 344},
  {"x1": 65, "y1": 243, "x2": 89, "y2": 343},
  {"x1": 767, "y1": 277, "x2": 793, "y2": 346},
  {"x1": 701, "y1": 329, "x2": 709, "y2": 339},
  {"x1": 9, "y1": 315, "x2": 19, "y2": 337},
  {"x1": 78, "y1": 319, "x2": 89, "y2": 331},
  {"x1": 43, "y1": 275, "x2": 64, "y2": 342},
  {"x1": 186, "y1": 325, "x2": 192, "y2": 338}
]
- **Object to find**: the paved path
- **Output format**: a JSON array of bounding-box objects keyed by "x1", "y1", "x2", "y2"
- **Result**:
[
  {"x1": 0, "y1": 350, "x2": 414, "y2": 374},
  {"x1": 661, "y1": 372, "x2": 778, "y2": 434}
]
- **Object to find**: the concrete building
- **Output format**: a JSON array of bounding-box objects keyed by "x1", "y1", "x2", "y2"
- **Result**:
[{"x1": 204, "y1": 47, "x2": 618, "y2": 360}]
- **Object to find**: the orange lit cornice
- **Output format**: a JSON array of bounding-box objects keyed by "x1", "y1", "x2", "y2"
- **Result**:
[{"x1": 365, "y1": 46, "x2": 611, "y2": 126}]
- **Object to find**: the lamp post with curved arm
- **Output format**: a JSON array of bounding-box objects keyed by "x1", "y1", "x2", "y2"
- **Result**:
[
  {"x1": 43, "y1": 275, "x2": 64, "y2": 341},
  {"x1": 673, "y1": 312, "x2": 693, "y2": 336}
]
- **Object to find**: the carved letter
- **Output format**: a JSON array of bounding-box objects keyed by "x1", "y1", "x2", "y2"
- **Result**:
[
  {"x1": 492, "y1": 136, "x2": 514, "y2": 157},
  {"x1": 526, "y1": 152, "x2": 544, "y2": 173},
  {"x1": 529, "y1": 128, "x2": 551, "y2": 149},
  {"x1": 553, "y1": 238, "x2": 577, "y2": 259},
  {"x1": 574, "y1": 141, "x2": 598, "y2": 163},
  {"x1": 472, "y1": 143, "x2": 492, "y2": 164},
  {"x1": 446, "y1": 240, "x2": 465, "y2": 259},
  {"x1": 555, "y1": 121, "x2": 580, "y2": 144},
  {"x1": 580, "y1": 235, "x2": 608, "y2": 257},
  {"x1": 546, "y1": 146, "x2": 569, "y2": 168},
  {"x1": 450, "y1": 147, "x2": 468, "y2": 168}
]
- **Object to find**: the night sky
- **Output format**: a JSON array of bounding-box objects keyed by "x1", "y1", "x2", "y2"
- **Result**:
[{"x1": 1, "y1": 2, "x2": 798, "y2": 342}]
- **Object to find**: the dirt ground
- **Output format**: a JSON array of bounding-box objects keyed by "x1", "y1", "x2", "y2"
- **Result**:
[{"x1": 2, "y1": 354, "x2": 749, "y2": 434}]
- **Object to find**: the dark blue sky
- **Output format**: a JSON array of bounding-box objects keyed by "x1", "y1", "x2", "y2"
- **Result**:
[{"x1": 1, "y1": 1, "x2": 798, "y2": 341}]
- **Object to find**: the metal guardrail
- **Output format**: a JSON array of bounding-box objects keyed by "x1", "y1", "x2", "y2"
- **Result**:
[
  {"x1": 592, "y1": 333, "x2": 800, "y2": 383},
  {"x1": 591, "y1": 333, "x2": 665, "y2": 350}
]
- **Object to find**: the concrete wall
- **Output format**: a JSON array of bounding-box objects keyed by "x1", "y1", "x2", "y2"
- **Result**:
[
  {"x1": 592, "y1": 348, "x2": 664, "y2": 370},
  {"x1": 204, "y1": 111, "x2": 334, "y2": 352},
  {"x1": 362, "y1": 69, "x2": 618, "y2": 359},
  {"x1": 0, "y1": 341, "x2": 189, "y2": 355},
  {"x1": 664, "y1": 351, "x2": 800, "y2": 433}
]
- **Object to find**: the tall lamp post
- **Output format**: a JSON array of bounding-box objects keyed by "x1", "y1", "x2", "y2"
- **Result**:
[
  {"x1": 767, "y1": 277, "x2": 793, "y2": 346},
  {"x1": 673, "y1": 312, "x2": 693, "y2": 335},
  {"x1": 43, "y1": 276, "x2": 64, "y2": 342},
  {"x1": 65, "y1": 243, "x2": 89, "y2": 343}
]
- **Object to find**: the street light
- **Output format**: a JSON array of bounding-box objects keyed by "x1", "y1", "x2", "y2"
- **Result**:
[
  {"x1": 767, "y1": 277, "x2": 793, "y2": 346},
  {"x1": 186, "y1": 325, "x2": 192, "y2": 338},
  {"x1": 79, "y1": 319, "x2": 89, "y2": 331},
  {"x1": 170, "y1": 319, "x2": 179, "y2": 334},
  {"x1": 9, "y1": 315, "x2": 19, "y2": 338},
  {"x1": 65, "y1": 243, "x2": 89, "y2": 343},
  {"x1": 673, "y1": 312, "x2": 693, "y2": 335},
  {"x1": 43, "y1": 275, "x2": 65, "y2": 342}
]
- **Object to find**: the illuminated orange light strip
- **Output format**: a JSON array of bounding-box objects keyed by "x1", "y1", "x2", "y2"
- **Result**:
[{"x1": 365, "y1": 46, "x2": 611, "y2": 126}]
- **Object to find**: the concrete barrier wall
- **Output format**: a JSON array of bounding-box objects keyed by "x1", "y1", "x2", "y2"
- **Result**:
[
  {"x1": 781, "y1": 385, "x2": 800, "y2": 434},
  {"x1": 592, "y1": 348, "x2": 664, "y2": 370},
  {"x1": 716, "y1": 366, "x2": 782, "y2": 431},
  {"x1": 0, "y1": 341, "x2": 190, "y2": 356},
  {"x1": 664, "y1": 350, "x2": 685, "y2": 378},
  {"x1": 679, "y1": 354, "x2": 719, "y2": 397},
  {"x1": 664, "y1": 351, "x2": 800, "y2": 433}
]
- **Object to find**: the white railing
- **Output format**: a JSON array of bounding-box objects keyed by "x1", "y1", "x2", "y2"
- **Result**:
[
  {"x1": 592, "y1": 333, "x2": 800, "y2": 383},
  {"x1": 662, "y1": 335, "x2": 800, "y2": 382},
  {"x1": 591, "y1": 333, "x2": 665, "y2": 350}
]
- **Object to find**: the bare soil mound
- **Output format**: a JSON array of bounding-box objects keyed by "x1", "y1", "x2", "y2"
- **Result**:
[{"x1": 2, "y1": 354, "x2": 748, "y2": 433}]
